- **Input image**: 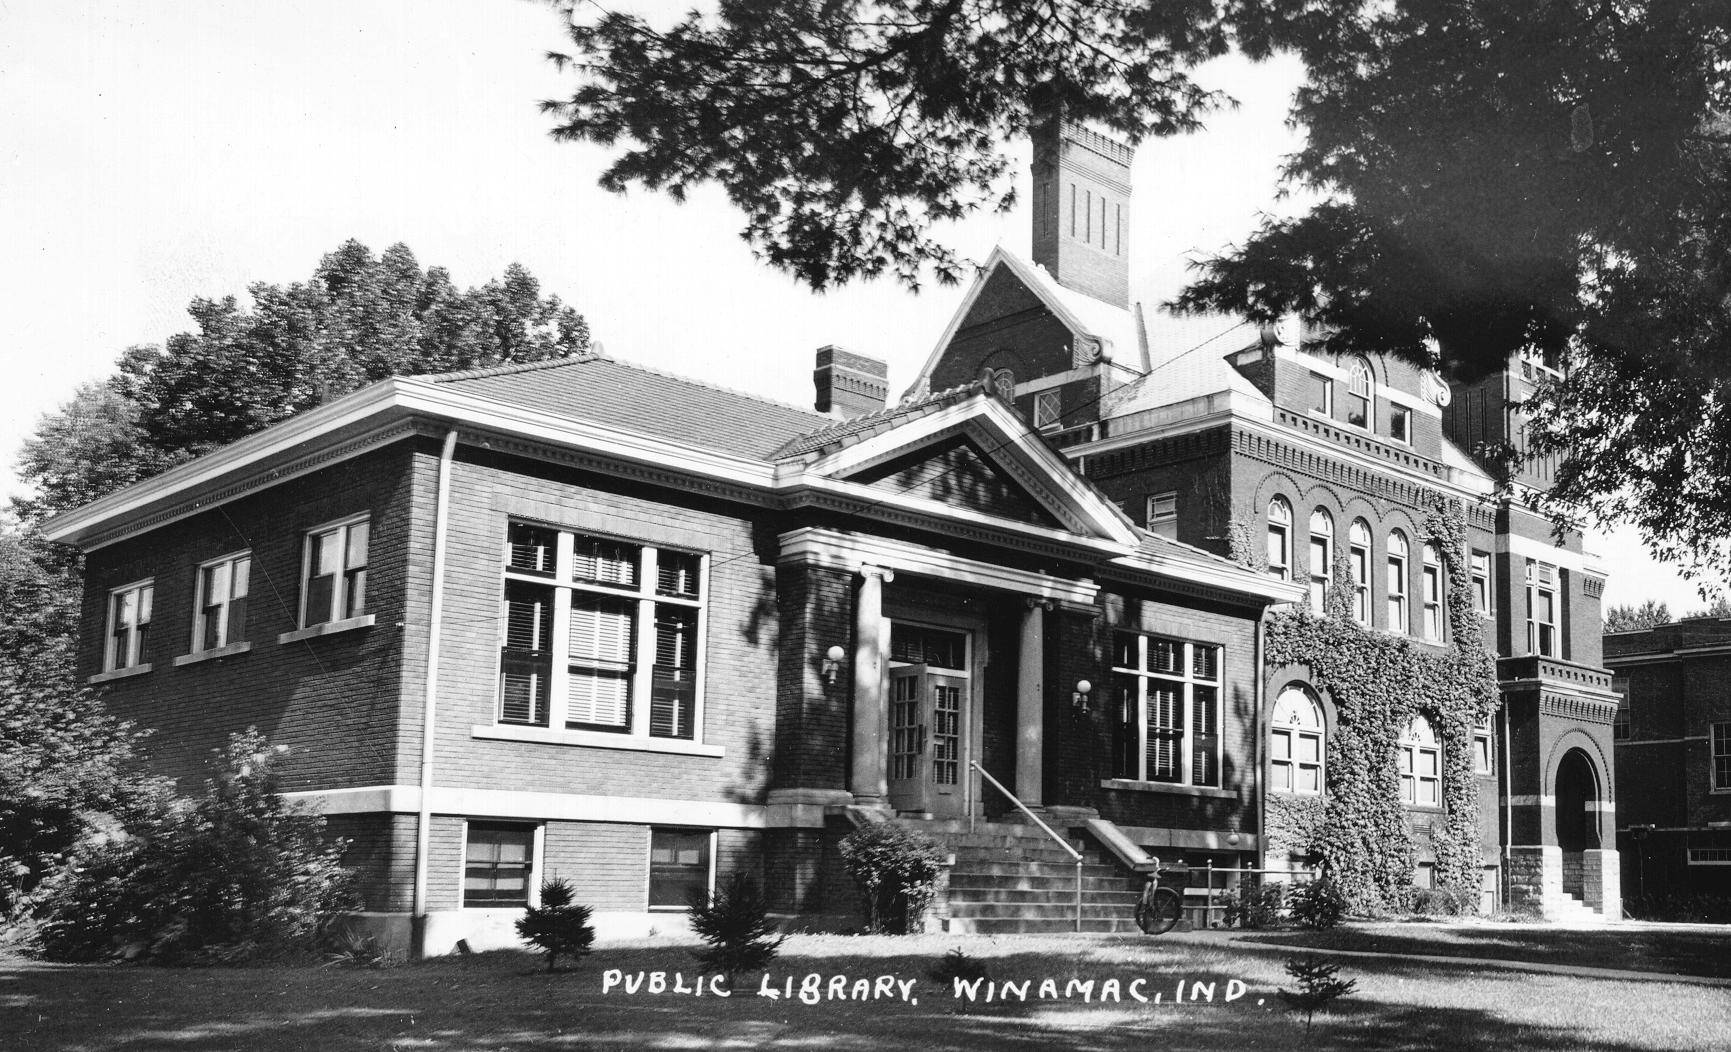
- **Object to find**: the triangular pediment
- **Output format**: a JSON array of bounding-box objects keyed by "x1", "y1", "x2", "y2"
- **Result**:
[
  {"x1": 846, "y1": 433, "x2": 1067, "y2": 530},
  {"x1": 800, "y1": 393, "x2": 1140, "y2": 547}
]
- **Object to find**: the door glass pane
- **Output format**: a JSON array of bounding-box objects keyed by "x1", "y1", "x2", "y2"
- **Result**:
[{"x1": 931, "y1": 683, "x2": 961, "y2": 786}]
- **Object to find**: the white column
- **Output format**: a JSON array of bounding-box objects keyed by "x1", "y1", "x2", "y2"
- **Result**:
[
  {"x1": 850, "y1": 566, "x2": 894, "y2": 805},
  {"x1": 1016, "y1": 598, "x2": 1050, "y2": 805}
]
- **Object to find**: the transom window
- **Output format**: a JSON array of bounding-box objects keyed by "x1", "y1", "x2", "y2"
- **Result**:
[
  {"x1": 1346, "y1": 358, "x2": 1373, "y2": 428},
  {"x1": 1146, "y1": 491, "x2": 1178, "y2": 540},
  {"x1": 1349, "y1": 519, "x2": 1372, "y2": 626},
  {"x1": 464, "y1": 823, "x2": 535, "y2": 907},
  {"x1": 1526, "y1": 560, "x2": 1558, "y2": 657},
  {"x1": 195, "y1": 552, "x2": 250, "y2": 652},
  {"x1": 1387, "y1": 530, "x2": 1410, "y2": 633},
  {"x1": 1421, "y1": 543, "x2": 1444, "y2": 641},
  {"x1": 649, "y1": 828, "x2": 713, "y2": 910},
  {"x1": 106, "y1": 579, "x2": 153, "y2": 672},
  {"x1": 1267, "y1": 497, "x2": 1292, "y2": 581},
  {"x1": 1399, "y1": 715, "x2": 1442, "y2": 807},
  {"x1": 1308, "y1": 509, "x2": 1334, "y2": 614},
  {"x1": 1111, "y1": 633, "x2": 1221, "y2": 787},
  {"x1": 301, "y1": 516, "x2": 368, "y2": 627},
  {"x1": 1271, "y1": 686, "x2": 1324, "y2": 795},
  {"x1": 498, "y1": 522, "x2": 707, "y2": 742}
]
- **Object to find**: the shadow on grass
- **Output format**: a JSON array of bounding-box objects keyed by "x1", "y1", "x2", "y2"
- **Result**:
[
  {"x1": 0, "y1": 938, "x2": 1713, "y2": 1051},
  {"x1": 1228, "y1": 923, "x2": 1731, "y2": 980}
]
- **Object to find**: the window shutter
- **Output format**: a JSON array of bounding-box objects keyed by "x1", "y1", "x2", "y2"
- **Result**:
[
  {"x1": 568, "y1": 595, "x2": 632, "y2": 727},
  {"x1": 656, "y1": 551, "x2": 701, "y2": 598},
  {"x1": 573, "y1": 538, "x2": 638, "y2": 587}
]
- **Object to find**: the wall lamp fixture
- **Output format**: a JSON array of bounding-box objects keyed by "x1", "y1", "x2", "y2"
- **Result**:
[
  {"x1": 1072, "y1": 679, "x2": 1092, "y2": 716},
  {"x1": 822, "y1": 645, "x2": 847, "y2": 686}
]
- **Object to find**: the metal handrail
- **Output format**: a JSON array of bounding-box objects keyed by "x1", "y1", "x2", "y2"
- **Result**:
[{"x1": 969, "y1": 761, "x2": 1083, "y2": 932}]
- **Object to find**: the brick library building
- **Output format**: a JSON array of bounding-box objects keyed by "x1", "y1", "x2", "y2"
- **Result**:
[{"x1": 45, "y1": 121, "x2": 1621, "y2": 953}]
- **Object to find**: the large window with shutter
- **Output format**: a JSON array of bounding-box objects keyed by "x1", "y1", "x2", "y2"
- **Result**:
[
  {"x1": 1110, "y1": 633, "x2": 1221, "y2": 788},
  {"x1": 497, "y1": 521, "x2": 707, "y2": 741}
]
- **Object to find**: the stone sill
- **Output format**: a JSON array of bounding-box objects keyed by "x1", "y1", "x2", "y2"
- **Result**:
[
  {"x1": 471, "y1": 724, "x2": 724, "y2": 758},
  {"x1": 278, "y1": 614, "x2": 376, "y2": 645},
  {"x1": 1099, "y1": 779, "x2": 1236, "y2": 799},
  {"x1": 88, "y1": 663, "x2": 151, "y2": 685},
  {"x1": 172, "y1": 641, "x2": 254, "y2": 667}
]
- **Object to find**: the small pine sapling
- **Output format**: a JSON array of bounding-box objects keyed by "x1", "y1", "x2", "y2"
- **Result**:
[
  {"x1": 515, "y1": 878, "x2": 595, "y2": 971},
  {"x1": 687, "y1": 870, "x2": 786, "y2": 982},
  {"x1": 1279, "y1": 955, "x2": 1358, "y2": 1039},
  {"x1": 928, "y1": 947, "x2": 990, "y2": 987}
]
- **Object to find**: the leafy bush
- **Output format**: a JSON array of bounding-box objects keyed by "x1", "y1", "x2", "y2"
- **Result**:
[
  {"x1": 1224, "y1": 881, "x2": 1285, "y2": 929},
  {"x1": 838, "y1": 823, "x2": 942, "y2": 934},
  {"x1": 929, "y1": 947, "x2": 990, "y2": 987},
  {"x1": 34, "y1": 730, "x2": 357, "y2": 963},
  {"x1": 516, "y1": 877, "x2": 595, "y2": 971},
  {"x1": 1401, "y1": 885, "x2": 1479, "y2": 918},
  {"x1": 1286, "y1": 876, "x2": 1349, "y2": 930},
  {"x1": 1626, "y1": 892, "x2": 1731, "y2": 924},
  {"x1": 687, "y1": 870, "x2": 784, "y2": 980}
]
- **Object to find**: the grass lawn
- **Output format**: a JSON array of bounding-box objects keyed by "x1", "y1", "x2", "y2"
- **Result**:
[{"x1": 3, "y1": 927, "x2": 1729, "y2": 1051}]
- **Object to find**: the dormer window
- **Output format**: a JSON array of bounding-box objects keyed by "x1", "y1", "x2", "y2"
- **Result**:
[
  {"x1": 1346, "y1": 358, "x2": 1373, "y2": 429},
  {"x1": 1033, "y1": 389, "x2": 1062, "y2": 430}
]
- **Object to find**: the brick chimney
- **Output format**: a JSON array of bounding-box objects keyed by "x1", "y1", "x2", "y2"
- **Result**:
[
  {"x1": 1031, "y1": 117, "x2": 1133, "y2": 309},
  {"x1": 812, "y1": 346, "x2": 889, "y2": 418}
]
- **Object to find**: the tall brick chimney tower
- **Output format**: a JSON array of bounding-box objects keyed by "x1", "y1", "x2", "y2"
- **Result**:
[
  {"x1": 1031, "y1": 117, "x2": 1133, "y2": 309},
  {"x1": 812, "y1": 345, "x2": 889, "y2": 418}
]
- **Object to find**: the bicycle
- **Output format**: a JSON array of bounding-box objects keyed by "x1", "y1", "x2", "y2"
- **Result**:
[{"x1": 1134, "y1": 856, "x2": 1184, "y2": 935}]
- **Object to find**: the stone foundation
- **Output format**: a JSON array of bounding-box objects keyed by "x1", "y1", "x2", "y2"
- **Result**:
[
  {"x1": 1506, "y1": 845, "x2": 1562, "y2": 915},
  {"x1": 1582, "y1": 848, "x2": 1622, "y2": 918}
]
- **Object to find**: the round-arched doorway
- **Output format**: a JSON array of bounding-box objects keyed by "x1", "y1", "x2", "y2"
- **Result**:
[{"x1": 1555, "y1": 748, "x2": 1601, "y2": 898}]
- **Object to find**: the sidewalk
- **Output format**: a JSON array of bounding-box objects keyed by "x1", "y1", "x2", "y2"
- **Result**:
[{"x1": 1174, "y1": 923, "x2": 1731, "y2": 988}]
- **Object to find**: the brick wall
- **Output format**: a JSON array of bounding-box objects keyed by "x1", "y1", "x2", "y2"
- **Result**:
[{"x1": 79, "y1": 440, "x2": 426, "y2": 792}]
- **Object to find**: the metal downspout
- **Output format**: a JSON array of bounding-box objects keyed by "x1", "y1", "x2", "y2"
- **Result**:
[
  {"x1": 1501, "y1": 700, "x2": 1513, "y2": 911},
  {"x1": 412, "y1": 428, "x2": 459, "y2": 955},
  {"x1": 1254, "y1": 615, "x2": 1267, "y2": 872}
]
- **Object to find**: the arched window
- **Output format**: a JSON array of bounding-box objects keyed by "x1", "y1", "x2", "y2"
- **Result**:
[
  {"x1": 1399, "y1": 714, "x2": 1442, "y2": 807},
  {"x1": 1387, "y1": 529, "x2": 1410, "y2": 633},
  {"x1": 1349, "y1": 519, "x2": 1372, "y2": 625},
  {"x1": 1422, "y1": 543, "x2": 1444, "y2": 641},
  {"x1": 1308, "y1": 509, "x2": 1334, "y2": 614},
  {"x1": 1272, "y1": 686, "x2": 1325, "y2": 795},
  {"x1": 1346, "y1": 358, "x2": 1373, "y2": 428},
  {"x1": 1267, "y1": 497, "x2": 1292, "y2": 581}
]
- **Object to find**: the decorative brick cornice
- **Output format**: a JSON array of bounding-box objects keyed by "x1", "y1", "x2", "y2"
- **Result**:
[{"x1": 1540, "y1": 694, "x2": 1618, "y2": 726}]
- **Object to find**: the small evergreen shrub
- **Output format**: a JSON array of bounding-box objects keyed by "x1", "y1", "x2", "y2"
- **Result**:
[
  {"x1": 1279, "y1": 955, "x2": 1358, "y2": 1039},
  {"x1": 687, "y1": 870, "x2": 784, "y2": 981},
  {"x1": 35, "y1": 730, "x2": 356, "y2": 964},
  {"x1": 838, "y1": 823, "x2": 942, "y2": 934},
  {"x1": 1224, "y1": 881, "x2": 1285, "y2": 929},
  {"x1": 929, "y1": 947, "x2": 990, "y2": 986},
  {"x1": 516, "y1": 877, "x2": 595, "y2": 971},
  {"x1": 1285, "y1": 876, "x2": 1349, "y2": 930}
]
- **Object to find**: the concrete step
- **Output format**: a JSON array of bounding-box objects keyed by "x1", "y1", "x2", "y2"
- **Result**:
[
  {"x1": 947, "y1": 876, "x2": 1142, "y2": 896},
  {"x1": 946, "y1": 901, "x2": 1144, "y2": 920},
  {"x1": 948, "y1": 860, "x2": 1126, "y2": 878},
  {"x1": 946, "y1": 916, "x2": 1146, "y2": 935},
  {"x1": 945, "y1": 889, "x2": 1144, "y2": 908}
]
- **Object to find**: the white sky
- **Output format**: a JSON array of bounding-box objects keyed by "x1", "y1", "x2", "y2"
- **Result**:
[{"x1": 0, "y1": 0, "x2": 1711, "y2": 610}]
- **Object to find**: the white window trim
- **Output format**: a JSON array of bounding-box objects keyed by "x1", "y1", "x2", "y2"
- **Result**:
[
  {"x1": 298, "y1": 513, "x2": 370, "y2": 628},
  {"x1": 1267, "y1": 498, "x2": 1292, "y2": 581},
  {"x1": 190, "y1": 549, "x2": 251, "y2": 655},
  {"x1": 1146, "y1": 491, "x2": 1178, "y2": 539},
  {"x1": 496, "y1": 523, "x2": 710, "y2": 747},
  {"x1": 1471, "y1": 549, "x2": 1494, "y2": 619},
  {"x1": 1308, "y1": 371, "x2": 1333, "y2": 419},
  {"x1": 458, "y1": 819, "x2": 544, "y2": 910},
  {"x1": 1271, "y1": 688, "x2": 1325, "y2": 797},
  {"x1": 1349, "y1": 522, "x2": 1371, "y2": 626},
  {"x1": 103, "y1": 577, "x2": 154, "y2": 674},
  {"x1": 1111, "y1": 634, "x2": 1222, "y2": 789},
  {"x1": 1526, "y1": 559, "x2": 1558, "y2": 657},
  {"x1": 1421, "y1": 545, "x2": 1444, "y2": 642},
  {"x1": 1388, "y1": 403, "x2": 1412, "y2": 445},
  {"x1": 1032, "y1": 389, "x2": 1062, "y2": 431},
  {"x1": 1399, "y1": 717, "x2": 1443, "y2": 808},
  {"x1": 645, "y1": 826, "x2": 718, "y2": 912},
  {"x1": 1712, "y1": 722, "x2": 1731, "y2": 793},
  {"x1": 1387, "y1": 535, "x2": 1409, "y2": 635},
  {"x1": 1474, "y1": 717, "x2": 1494, "y2": 776}
]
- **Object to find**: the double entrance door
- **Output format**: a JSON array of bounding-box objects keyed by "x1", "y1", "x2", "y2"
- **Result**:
[{"x1": 885, "y1": 621, "x2": 971, "y2": 818}]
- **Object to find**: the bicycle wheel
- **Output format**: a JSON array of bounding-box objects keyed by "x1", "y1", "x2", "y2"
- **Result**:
[{"x1": 1135, "y1": 887, "x2": 1183, "y2": 935}]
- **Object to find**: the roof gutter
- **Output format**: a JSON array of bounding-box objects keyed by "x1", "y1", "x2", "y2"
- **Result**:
[{"x1": 412, "y1": 427, "x2": 459, "y2": 957}]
